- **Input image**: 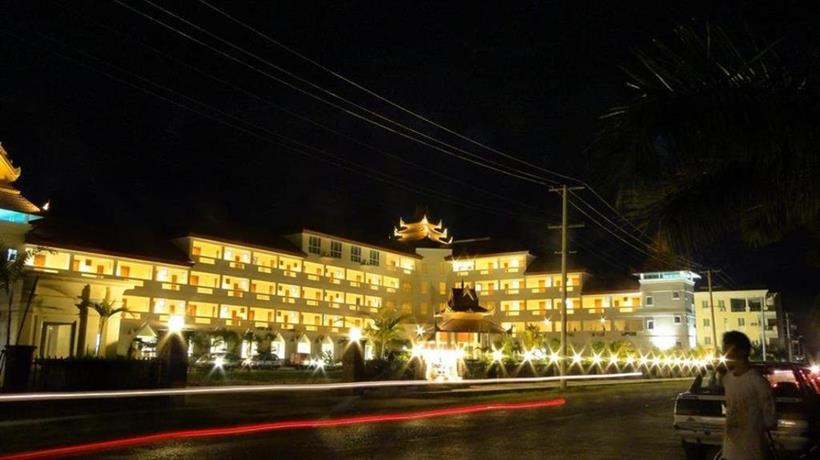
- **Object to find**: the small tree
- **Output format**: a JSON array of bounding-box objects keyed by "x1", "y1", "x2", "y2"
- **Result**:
[
  {"x1": 91, "y1": 298, "x2": 127, "y2": 356},
  {"x1": 364, "y1": 308, "x2": 410, "y2": 359},
  {"x1": 0, "y1": 243, "x2": 40, "y2": 348}
]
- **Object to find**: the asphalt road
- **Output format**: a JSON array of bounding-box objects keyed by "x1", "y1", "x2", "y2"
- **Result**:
[{"x1": 88, "y1": 381, "x2": 688, "y2": 460}]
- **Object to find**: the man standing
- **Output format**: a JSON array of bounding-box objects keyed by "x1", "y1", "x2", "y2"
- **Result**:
[{"x1": 722, "y1": 331, "x2": 777, "y2": 459}]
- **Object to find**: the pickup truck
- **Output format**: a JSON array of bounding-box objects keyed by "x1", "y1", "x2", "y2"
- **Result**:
[{"x1": 673, "y1": 362, "x2": 819, "y2": 459}]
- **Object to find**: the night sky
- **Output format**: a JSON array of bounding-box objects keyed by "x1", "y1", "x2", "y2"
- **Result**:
[{"x1": 1, "y1": 2, "x2": 818, "y2": 348}]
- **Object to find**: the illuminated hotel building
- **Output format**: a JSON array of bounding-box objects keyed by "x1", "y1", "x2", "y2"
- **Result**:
[
  {"x1": 693, "y1": 289, "x2": 783, "y2": 354},
  {"x1": 0, "y1": 145, "x2": 782, "y2": 360}
]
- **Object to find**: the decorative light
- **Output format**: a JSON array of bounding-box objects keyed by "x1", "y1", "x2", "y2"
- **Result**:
[
  {"x1": 639, "y1": 355, "x2": 648, "y2": 366},
  {"x1": 214, "y1": 356, "x2": 225, "y2": 368},
  {"x1": 608, "y1": 354, "x2": 618, "y2": 365},
  {"x1": 572, "y1": 353, "x2": 582, "y2": 364},
  {"x1": 491, "y1": 349, "x2": 504, "y2": 362},
  {"x1": 411, "y1": 343, "x2": 424, "y2": 358},
  {"x1": 348, "y1": 327, "x2": 362, "y2": 342},
  {"x1": 549, "y1": 351, "x2": 560, "y2": 364},
  {"x1": 167, "y1": 315, "x2": 184, "y2": 334},
  {"x1": 625, "y1": 355, "x2": 635, "y2": 365},
  {"x1": 810, "y1": 365, "x2": 819, "y2": 375},
  {"x1": 415, "y1": 325, "x2": 426, "y2": 337},
  {"x1": 718, "y1": 355, "x2": 727, "y2": 365},
  {"x1": 533, "y1": 349, "x2": 545, "y2": 360},
  {"x1": 522, "y1": 350, "x2": 534, "y2": 362},
  {"x1": 591, "y1": 354, "x2": 602, "y2": 365}
]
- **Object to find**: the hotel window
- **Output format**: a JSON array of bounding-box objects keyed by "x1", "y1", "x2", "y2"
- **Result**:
[
  {"x1": 672, "y1": 291, "x2": 681, "y2": 300},
  {"x1": 368, "y1": 250, "x2": 379, "y2": 266},
  {"x1": 351, "y1": 246, "x2": 362, "y2": 263},
  {"x1": 701, "y1": 300, "x2": 708, "y2": 308},
  {"x1": 730, "y1": 299, "x2": 745, "y2": 312},
  {"x1": 645, "y1": 296, "x2": 653, "y2": 306},
  {"x1": 308, "y1": 236, "x2": 321, "y2": 255},
  {"x1": 705, "y1": 336, "x2": 712, "y2": 345},
  {"x1": 703, "y1": 318, "x2": 711, "y2": 327},
  {"x1": 718, "y1": 300, "x2": 726, "y2": 311},
  {"x1": 738, "y1": 318, "x2": 746, "y2": 327},
  {"x1": 674, "y1": 315, "x2": 681, "y2": 324},
  {"x1": 748, "y1": 299, "x2": 762, "y2": 312},
  {"x1": 330, "y1": 241, "x2": 342, "y2": 258},
  {"x1": 646, "y1": 318, "x2": 654, "y2": 330}
]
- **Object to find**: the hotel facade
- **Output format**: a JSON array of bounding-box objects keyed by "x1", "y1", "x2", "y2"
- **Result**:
[{"x1": 0, "y1": 145, "x2": 783, "y2": 361}]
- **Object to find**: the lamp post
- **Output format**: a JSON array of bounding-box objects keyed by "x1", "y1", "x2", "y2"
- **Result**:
[{"x1": 160, "y1": 315, "x2": 187, "y2": 389}]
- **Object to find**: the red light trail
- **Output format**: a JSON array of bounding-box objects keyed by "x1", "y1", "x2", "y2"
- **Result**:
[{"x1": 0, "y1": 398, "x2": 565, "y2": 459}]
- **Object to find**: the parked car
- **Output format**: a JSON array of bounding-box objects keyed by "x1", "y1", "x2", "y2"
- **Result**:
[
  {"x1": 673, "y1": 362, "x2": 819, "y2": 459},
  {"x1": 193, "y1": 352, "x2": 242, "y2": 370},
  {"x1": 241, "y1": 352, "x2": 283, "y2": 370}
]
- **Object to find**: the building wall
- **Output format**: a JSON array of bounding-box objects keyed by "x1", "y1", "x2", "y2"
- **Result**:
[{"x1": 693, "y1": 289, "x2": 781, "y2": 353}]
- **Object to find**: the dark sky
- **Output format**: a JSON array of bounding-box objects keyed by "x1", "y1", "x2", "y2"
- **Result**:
[{"x1": 1, "y1": 2, "x2": 818, "y2": 348}]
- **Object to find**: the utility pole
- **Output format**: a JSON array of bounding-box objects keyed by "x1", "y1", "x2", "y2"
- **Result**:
[
  {"x1": 549, "y1": 184, "x2": 584, "y2": 389},
  {"x1": 784, "y1": 312, "x2": 793, "y2": 361},
  {"x1": 760, "y1": 295, "x2": 766, "y2": 361},
  {"x1": 706, "y1": 270, "x2": 719, "y2": 357}
]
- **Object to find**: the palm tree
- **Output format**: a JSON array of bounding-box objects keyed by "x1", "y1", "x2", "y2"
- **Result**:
[
  {"x1": 91, "y1": 297, "x2": 127, "y2": 356},
  {"x1": 364, "y1": 308, "x2": 410, "y2": 359},
  {"x1": 591, "y1": 23, "x2": 819, "y2": 256},
  {"x1": 0, "y1": 243, "x2": 40, "y2": 348}
]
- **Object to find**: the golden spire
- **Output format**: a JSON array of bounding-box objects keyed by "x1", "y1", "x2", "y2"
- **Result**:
[
  {"x1": 393, "y1": 214, "x2": 453, "y2": 244},
  {"x1": 0, "y1": 143, "x2": 22, "y2": 184}
]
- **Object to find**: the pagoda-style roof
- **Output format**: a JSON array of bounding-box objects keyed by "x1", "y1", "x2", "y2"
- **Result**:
[
  {"x1": 393, "y1": 214, "x2": 452, "y2": 245},
  {"x1": 435, "y1": 317, "x2": 505, "y2": 334},
  {"x1": 0, "y1": 143, "x2": 40, "y2": 215},
  {"x1": 447, "y1": 286, "x2": 489, "y2": 313}
]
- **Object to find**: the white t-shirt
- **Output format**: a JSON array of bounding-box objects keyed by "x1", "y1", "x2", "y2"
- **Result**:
[{"x1": 722, "y1": 368, "x2": 777, "y2": 460}]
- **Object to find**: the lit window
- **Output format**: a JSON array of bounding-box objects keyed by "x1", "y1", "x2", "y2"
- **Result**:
[
  {"x1": 645, "y1": 296, "x2": 653, "y2": 306},
  {"x1": 646, "y1": 318, "x2": 654, "y2": 330},
  {"x1": 368, "y1": 250, "x2": 379, "y2": 266},
  {"x1": 351, "y1": 246, "x2": 362, "y2": 263},
  {"x1": 6, "y1": 248, "x2": 18, "y2": 261},
  {"x1": 308, "y1": 236, "x2": 321, "y2": 255},
  {"x1": 330, "y1": 241, "x2": 342, "y2": 258}
]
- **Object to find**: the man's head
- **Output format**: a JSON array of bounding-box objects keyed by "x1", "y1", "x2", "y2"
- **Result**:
[{"x1": 722, "y1": 331, "x2": 752, "y2": 367}]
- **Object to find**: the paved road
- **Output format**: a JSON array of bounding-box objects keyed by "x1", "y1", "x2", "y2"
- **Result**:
[{"x1": 91, "y1": 381, "x2": 688, "y2": 460}]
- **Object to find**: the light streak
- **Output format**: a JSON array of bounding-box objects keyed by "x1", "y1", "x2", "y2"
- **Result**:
[
  {"x1": 0, "y1": 372, "x2": 642, "y2": 403},
  {"x1": 0, "y1": 398, "x2": 567, "y2": 459}
]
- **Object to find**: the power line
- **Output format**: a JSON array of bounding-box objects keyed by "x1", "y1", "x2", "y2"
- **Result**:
[
  {"x1": 171, "y1": 0, "x2": 714, "y2": 274},
  {"x1": 12, "y1": 30, "x2": 547, "y2": 227},
  {"x1": 119, "y1": 0, "x2": 554, "y2": 187},
  {"x1": 48, "y1": 0, "x2": 551, "y2": 222},
  {"x1": 195, "y1": 0, "x2": 659, "y2": 245}
]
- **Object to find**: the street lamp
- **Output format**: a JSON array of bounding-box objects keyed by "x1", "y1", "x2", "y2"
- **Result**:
[
  {"x1": 348, "y1": 327, "x2": 362, "y2": 342},
  {"x1": 168, "y1": 315, "x2": 184, "y2": 334}
]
